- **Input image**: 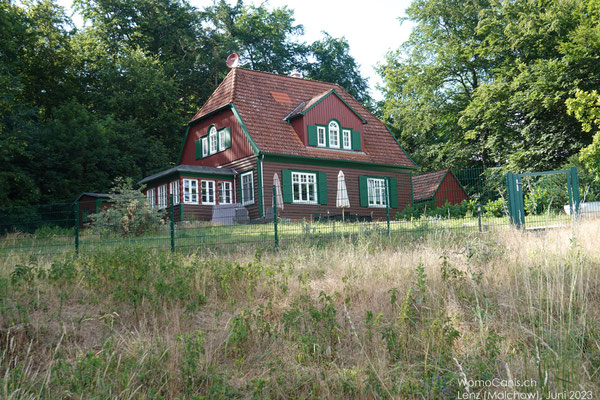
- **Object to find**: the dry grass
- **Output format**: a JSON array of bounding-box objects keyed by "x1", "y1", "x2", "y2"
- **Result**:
[{"x1": 1, "y1": 221, "x2": 599, "y2": 399}]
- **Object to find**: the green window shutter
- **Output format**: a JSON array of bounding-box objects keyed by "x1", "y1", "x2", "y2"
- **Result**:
[
  {"x1": 308, "y1": 125, "x2": 318, "y2": 146},
  {"x1": 351, "y1": 130, "x2": 361, "y2": 150},
  {"x1": 195, "y1": 139, "x2": 202, "y2": 159},
  {"x1": 282, "y1": 169, "x2": 293, "y2": 203},
  {"x1": 359, "y1": 176, "x2": 368, "y2": 207},
  {"x1": 317, "y1": 172, "x2": 327, "y2": 205},
  {"x1": 224, "y1": 127, "x2": 231, "y2": 149},
  {"x1": 388, "y1": 178, "x2": 398, "y2": 209}
]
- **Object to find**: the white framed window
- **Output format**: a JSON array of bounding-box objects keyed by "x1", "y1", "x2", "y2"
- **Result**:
[
  {"x1": 146, "y1": 188, "x2": 156, "y2": 208},
  {"x1": 342, "y1": 129, "x2": 351, "y2": 150},
  {"x1": 218, "y1": 181, "x2": 232, "y2": 204},
  {"x1": 218, "y1": 129, "x2": 226, "y2": 151},
  {"x1": 241, "y1": 171, "x2": 254, "y2": 205},
  {"x1": 328, "y1": 120, "x2": 339, "y2": 148},
  {"x1": 170, "y1": 180, "x2": 180, "y2": 205},
  {"x1": 209, "y1": 126, "x2": 218, "y2": 154},
  {"x1": 367, "y1": 178, "x2": 387, "y2": 207},
  {"x1": 183, "y1": 179, "x2": 198, "y2": 204},
  {"x1": 317, "y1": 126, "x2": 326, "y2": 147},
  {"x1": 292, "y1": 172, "x2": 317, "y2": 204},
  {"x1": 201, "y1": 180, "x2": 216, "y2": 205},
  {"x1": 202, "y1": 137, "x2": 208, "y2": 157},
  {"x1": 157, "y1": 184, "x2": 167, "y2": 209}
]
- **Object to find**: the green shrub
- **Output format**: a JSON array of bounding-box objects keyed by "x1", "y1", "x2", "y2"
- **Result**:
[
  {"x1": 89, "y1": 177, "x2": 165, "y2": 237},
  {"x1": 483, "y1": 198, "x2": 507, "y2": 217},
  {"x1": 395, "y1": 199, "x2": 478, "y2": 220},
  {"x1": 523, "y1": 176, "x2": 568, "y2": 215}
]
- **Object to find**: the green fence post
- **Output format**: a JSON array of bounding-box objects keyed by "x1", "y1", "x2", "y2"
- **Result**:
[
  {"x1": 570, "y1": 167, "x2": 581, "y2": 215},
  {"x1": 170, "y1": 194, "x2": 175, "y2": 253},
  {"x1": 273, "y1": 185, "x2": 279, "y2": 249},
  {"x1": 385, "y1": 176, "x2": 390, "y2": 237},
  {"x1": 74, "y1": 202, "x2": 79, "y2": 255}
]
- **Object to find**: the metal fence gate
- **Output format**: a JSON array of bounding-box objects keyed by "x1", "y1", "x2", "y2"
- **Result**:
[{"x1": 506, "y1": 167, "x2": 581, "y2": 228}]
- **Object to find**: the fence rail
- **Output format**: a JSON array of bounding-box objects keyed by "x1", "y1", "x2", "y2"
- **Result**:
[{"x1": 2, "y1": 166, "x2": 600, "y2": 258}]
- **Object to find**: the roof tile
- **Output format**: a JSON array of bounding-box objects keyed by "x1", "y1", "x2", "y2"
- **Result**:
[{"x1": 412, "y1": 169, "x2": 449, "y2": 201}]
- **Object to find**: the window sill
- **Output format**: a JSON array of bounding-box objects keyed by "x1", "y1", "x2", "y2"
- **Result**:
[
  {"x1": 242, "y1": 200, "x2": 255, "y2": 206},
  {"x1": 183, "y1": 201, "x2": 199, "y2": 205},
  {"x1": 307, "y1": 146, "x2": 365, "y2": 154},
  {"x1": 368, "y1": 205, "x2": 387, "y2": 208},
  {"x1": 292, "y1": 201, "x2": 319, "y2": 205}
]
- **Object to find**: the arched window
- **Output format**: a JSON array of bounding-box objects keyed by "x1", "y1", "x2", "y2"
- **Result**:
[
  {"x1": 328, "y1": 120, "x2": 339, "y2": 148},
  {"x1": 209, "y1": 126, "x2": 218, "y2": 154}
]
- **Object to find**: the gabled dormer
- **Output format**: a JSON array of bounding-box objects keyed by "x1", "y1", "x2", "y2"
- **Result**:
[{"x1": 285, "y1": 89, "x2": 367, "y2": 152}]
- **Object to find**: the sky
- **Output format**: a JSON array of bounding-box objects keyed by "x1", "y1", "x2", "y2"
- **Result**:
[{"x1": 57, "y1": 0, "x2": 415, "y2": 101}]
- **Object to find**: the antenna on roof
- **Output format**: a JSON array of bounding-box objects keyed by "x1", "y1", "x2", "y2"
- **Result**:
[{"x1": 226, "y1": 53, "x2": 240, "y2": 68}]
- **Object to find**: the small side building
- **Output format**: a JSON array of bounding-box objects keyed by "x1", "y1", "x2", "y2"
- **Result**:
[
  {"x1": 412, "y1": 169, "x2": 468, "y2": 207},
  {"x1": 75, "y1": 192, "x2": 120, "y2": 227}
]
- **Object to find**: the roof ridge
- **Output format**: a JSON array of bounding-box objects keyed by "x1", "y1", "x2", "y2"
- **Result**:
[
  {"x1": 235, "y1": 67, "x2": 336, "y2": 88},
  {"x1": 230, "y1": 67, "x2": 238, "y2": 104}
]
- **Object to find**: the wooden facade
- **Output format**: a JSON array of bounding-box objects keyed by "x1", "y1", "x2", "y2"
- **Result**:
[
  {"x1": 431, "y1": 171, "x2": 468, "y2": 207},
  {"x1": 261, "y1": 160, "x2": 411, "y2": 220}
]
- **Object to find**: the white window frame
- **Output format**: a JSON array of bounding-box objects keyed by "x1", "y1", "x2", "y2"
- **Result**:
[
  {"x1": 342, "y1": 129, "x2": 351, "y2": 150},
  {"x1": 170, "y1": 180, "x2": 180, "y2": 205},
  {"x1": 218, "y1": 129, "x2": 226, "y2": 151},
  {"x1": 201, "y1": 180, "x2": 216, "y2": 205},
  {"x1": 202, "y1": 137, "x2": 208, "y2": 157},
  {"x1": 241, "y1": 171, "x2": 254, "y2": 205},
  {"x1": 209, "y1": 126, "x2": 218, "y2": 154},
  {"x1": 157, "y1": 184, "x2": 167, "y2": 209},
  {"x1": 292, "y1": 172, "x2": 318, "y2": 204},
  {"x1": 317, "y1": 126, "x2": 326, "y2": 147},
  {"x1": 218, "y1": 181, "x2": 232, "y2": 204},
  {"x1": 146, "y1": 188, "x2": 156, "y2": 208},
  {"x1": 183, "y1": 179, "x2": 199, "y2": 204},
  {"x1": 328, "y1": 121, "x2": 340, "y2": 149},
  {"x1": 367, "y1": 178, "x2": 387, "y2": 208}
]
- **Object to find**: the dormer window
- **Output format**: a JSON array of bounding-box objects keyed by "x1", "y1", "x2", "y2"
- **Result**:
[
  {"x1": 328, "y1": 121, "x2": 340, "y2": 148},
  {"x1": 307, "y1": 122, "x2": 361, "y2": 151},
  {"x1": 317, "y1": 126, "x2": 326, "y2": 147},
  {"x1": 195, "y1": 125, "x2": 231, "y2": 159}
]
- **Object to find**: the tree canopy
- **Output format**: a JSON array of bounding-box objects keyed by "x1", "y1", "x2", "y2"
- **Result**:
[
  {"x1": 379, "y1": 0, "x2": 600, "y2": 173},
  {"x1": 0, "y1": 0, "x2": 371, "y2": 208}
]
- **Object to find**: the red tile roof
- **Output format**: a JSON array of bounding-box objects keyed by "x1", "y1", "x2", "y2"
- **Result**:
[
  {"x1": 412, "y1": 169, "x2": 449, "y2": 201},
  {"x1": 191, "y1": 68, "x2": 416, "y2": 167}
]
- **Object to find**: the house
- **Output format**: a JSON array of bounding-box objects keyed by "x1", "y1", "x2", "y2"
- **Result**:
[
  {"x1": 75, "y1": 192, "x2": 121, "y2": 227},
  {"x1": 139, "y1": 68, "x2": 417, "y2": 222},
  {"x1": 412, "y1": 169, "x2": 468, "y2": 207}
]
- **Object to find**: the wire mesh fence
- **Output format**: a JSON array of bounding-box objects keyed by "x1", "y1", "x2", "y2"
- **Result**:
[{"x1": 2, "y1": 166, "x2": 600, "y2": 258}]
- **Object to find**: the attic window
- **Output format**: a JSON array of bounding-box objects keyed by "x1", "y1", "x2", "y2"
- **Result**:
[{"x1": 270, "y1": 91, "x2": 292, "y2": 104}]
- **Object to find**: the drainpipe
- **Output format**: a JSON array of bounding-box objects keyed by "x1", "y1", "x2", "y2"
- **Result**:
[{"x1": 258, "y1": 153, "x2": 265, "y2": 218}]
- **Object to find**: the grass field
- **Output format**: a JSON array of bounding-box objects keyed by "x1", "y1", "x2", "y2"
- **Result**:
[{"x1": 1, "y1": 219, "x2": 598, "y2": 399}]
